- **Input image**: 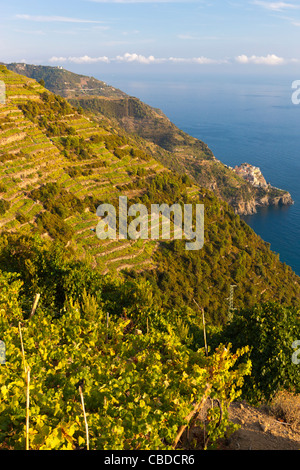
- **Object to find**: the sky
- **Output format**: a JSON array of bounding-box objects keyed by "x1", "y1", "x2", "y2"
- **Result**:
[{"x1": 1, "y1": 0, "x2": 300, "y2": 77}]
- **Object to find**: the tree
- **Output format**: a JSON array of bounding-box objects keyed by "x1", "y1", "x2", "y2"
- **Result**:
[{"x1": 219, "y1": 302, "x2": 300, "y2": 403}]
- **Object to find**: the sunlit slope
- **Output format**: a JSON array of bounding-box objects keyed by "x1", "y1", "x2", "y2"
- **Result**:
[
  {"x1": 5, "y1": 62, "x2": 128, "y2": 99},
  {"x1": 1, "y1": 65, "x2": 300, "y2": 323},
  {"x1": 0, "y1": 66, "x2": 165, "y2": 273},
  {"x1": 5, "y1": 63, "x2": 292, "y2": 216}
]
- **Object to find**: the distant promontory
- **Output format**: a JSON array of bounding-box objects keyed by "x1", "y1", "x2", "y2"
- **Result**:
[{"x1": 4, "y1": 63, "x2": 294, "y2": 216}]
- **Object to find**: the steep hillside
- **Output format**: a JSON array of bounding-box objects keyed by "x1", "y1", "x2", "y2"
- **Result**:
[
  {"x1": 5, "y1": 63, "x2": 293, "y2": 215},
  {"x1": 69, "y1": 95, "x2": 293, "y2": 216},
  {"x1": 0, "y1": 65, "x2": 300, "y2": 325},
  {"x1": 4, "y1": 62, "x2": 127, "y2": 99},
  {"x1": 0, "y1": 65, "x2": 164, "y2": 275}
]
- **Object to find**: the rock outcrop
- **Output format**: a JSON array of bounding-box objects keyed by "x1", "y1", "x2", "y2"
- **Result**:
[
  {"x1": 5, "y1": 64, "x2": 294, "y2": 218},
  {"x1": 232, "y1": 163, "x2": 294, "y2": 215},
  {"x1": 234, "y1": 191, "x2": 294, "y2": 216}
]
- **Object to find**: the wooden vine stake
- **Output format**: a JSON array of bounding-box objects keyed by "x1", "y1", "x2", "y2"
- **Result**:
[
  {"x1": 29, "y1": 293, "x2": 40, "y2": 318},
  {"x1": 19, "y1": 322, "x2": 30, "y2": 450},
  {"x1": 79, "y1": 385, "x2": 90, "y2": 450},
  {"x1": 25, "y1": 366, "x2": 30, "y2": 451},
  {"x1": 172, "y1": 383, "x2": 211, "y2": 449}
]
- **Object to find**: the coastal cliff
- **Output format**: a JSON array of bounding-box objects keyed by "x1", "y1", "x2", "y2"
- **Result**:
[
  {"x1": 232, "y1": 163, "x2": 294, "y2": 215},
  {"x1": 233, "y1": 191, "x2": 294, "y2": 215},
  {"x1": 5, "y1": 63, "x2": 294, "y2": 217}
]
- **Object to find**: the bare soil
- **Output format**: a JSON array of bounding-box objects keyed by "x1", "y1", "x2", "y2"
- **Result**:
[{"x1": 221, "y1": 401, "x2": 300, "y2": 450}]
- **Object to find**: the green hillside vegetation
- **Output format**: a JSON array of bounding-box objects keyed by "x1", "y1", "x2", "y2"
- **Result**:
[
  {"x1": 0, "y1": 64, "x2": 300, "y2": 319},
  {"x1": 5, "y1": 63, "x2": 127, "y2": 99},
  {"x1": 0, "y1": 269, "x2": 252, "y2": 450},
  {"x1": 70, "y1": 95, "x2": 292, "y2": 213},
  {"x1": 5, "y1": 63, "x2": 292, "y2": 215},
  {"x1": 0, "y1": 65, "x2": 300, "y2": 450}
]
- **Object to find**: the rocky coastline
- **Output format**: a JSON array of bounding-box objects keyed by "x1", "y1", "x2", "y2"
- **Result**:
[
  {"x1": 231, "y1": 163, "x2": 294, "y2": 215},
  {"x1": 234, "y1": 190, "x2": 294, "y2": 215}
]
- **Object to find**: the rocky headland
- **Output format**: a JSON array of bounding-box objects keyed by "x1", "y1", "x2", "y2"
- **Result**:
[
  {"x1": 4, "y1": 63, "x2": 294, "y2": 217},
  {"x1": 232, "y1": 163, "x2": 294, "y2": 215}
]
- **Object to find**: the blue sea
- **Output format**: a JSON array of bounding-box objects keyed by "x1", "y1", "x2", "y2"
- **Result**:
[{"x1": 97, "y1": 72, "x2": 300, "y2": 276}]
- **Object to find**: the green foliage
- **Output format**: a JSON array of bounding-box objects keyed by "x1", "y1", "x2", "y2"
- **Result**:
[
  {"x1": 16, "y1": 212, "x2": 30, "y2": 225},
  {"x1": 65, "y1": 165, "x2": 92, "y2": 178},
  {"x1": 0, "y1": 271, "x2": 23, "y2": 326},
  {"x1": 31, "y1": 182, "x2": 86, "y2": 219},
  {"x1": 6, "y1": 63, "x2": 126, "y2": 100},
  {"x1": 0, "y1": 273, "x2": 250, "y2": 450},
  {"x1": 103, "y1": 134, "x2": 128, "y2": 151},
  {"x1": 0, "y1": 152, "x2": 15, "y2": 163},
  {"x1": 36, "y1": 212, "x2": 74, "y2": 243},
  {"x1": 18, "y1": 94, "x2": 75, "y2": 138},
  {"x1": 218, "y1": 302, "x2": 300, "y2": 403},
  {"x1": 0, "y1": 182, "x2": 7, "y2": 193},
  {"x1": 125, "y1": 175, "x2": 300, "y2": 324},
  {"x1": 61, "y1": 135, "x2": 93, "y2": 160},
  {"x1": 2, "y1": 65, "x2": 299, "y2": 331},
  {"x1": 0, "y1": 199, "x2": 10, "y2": 215},
  {"x1": 1, "y1": 67, "x2": 300, "y2": 449},
  {"x1": 0, "y1": 234, "x2": 92, "y2": 314}
]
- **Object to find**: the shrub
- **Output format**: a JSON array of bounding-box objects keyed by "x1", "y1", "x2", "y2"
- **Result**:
[
  {"x1": 219, "y1": 302, "x2": 300, "y2": 403},
  {"x1": 0, "y1": 199, "x2": 10, "y2": 215},
  {"x1": 269, "y1": 391, "x2": 300, "y2": 428},
  {"x1": 36, "y1": 212, "x2": 74, "y2": 244},
  {"x1": 31, "y1": 183, "x2": 86, "y2": 218},
  {"x1": 16, "y1": 212, "x2": 30, "y2": 224}
]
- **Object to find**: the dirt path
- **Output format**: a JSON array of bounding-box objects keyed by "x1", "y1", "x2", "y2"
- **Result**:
[{"x1": 221, "y1": 401, "x2": 300, "y2": 450}]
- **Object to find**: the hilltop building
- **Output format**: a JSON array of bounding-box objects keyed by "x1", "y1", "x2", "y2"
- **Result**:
[{"x1": 234, "y1": 163, "x2": 269, "y2": 189}]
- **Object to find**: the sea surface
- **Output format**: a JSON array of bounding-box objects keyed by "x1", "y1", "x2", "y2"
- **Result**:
[{"x1": 98, "y1": 72, "x2": 300, "y2": 276}]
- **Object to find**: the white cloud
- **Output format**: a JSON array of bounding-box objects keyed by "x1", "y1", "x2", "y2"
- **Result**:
[
  {"x1": 16, "y1": 14, "x2": 104, "y2": 24},
  {"x1": 49, "y1": 53, "x2": 226, "y2": 65},
  {"x1": 48, "y1": 52, "x2": 299, "y2": 66},
  {"x1": 49, "y1": 55, "x2": 110, "y2": 64},
  {"x1": 251, "y1": 1, "x2": 300, "y2": 11},
  {"x1": 49, "y1": 56, "x2": 68, "y2": 63},
  {"x1": 235, "y1": 54, "x2": 285, "y2": 65},
  {"x1": 168, "y1": 56, "x2": 227, "y2": 64},
  {"x1": 115, "y1": 53, "x2": 164, "y2": 63}
]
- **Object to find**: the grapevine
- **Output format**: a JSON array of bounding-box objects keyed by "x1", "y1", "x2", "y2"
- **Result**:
[{"x1": 0, "y1": 273, "x2": 250, "y2": 450}]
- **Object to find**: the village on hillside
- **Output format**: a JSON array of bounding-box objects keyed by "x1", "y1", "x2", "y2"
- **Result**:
[{"x1": 233, "y1": 162, "x2": 269, "y2": 189}]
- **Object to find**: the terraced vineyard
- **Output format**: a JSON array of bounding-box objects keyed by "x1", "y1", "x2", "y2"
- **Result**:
[
  {"x1": 1, "y1": 65, "x2": 300, "y2": 325},
  {"x1": 8, "y1": 62, "x2": 293, "y2": 217},
  {"x1": 0, "y1": 65, "x2": 167, "y2": 274}
]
